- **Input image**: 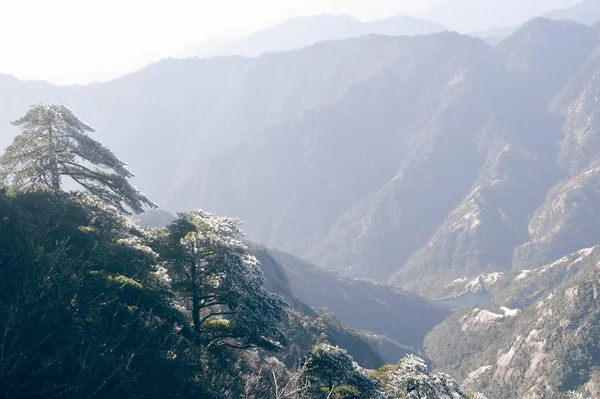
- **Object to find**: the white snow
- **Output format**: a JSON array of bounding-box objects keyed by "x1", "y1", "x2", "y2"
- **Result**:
[
  {"x1": 483, "y1": 272, "x2": 503, "y2": 285},
  {"x1": 515, "y1": 270, "x2": 532, "y2": 281},
  {"x1": 538, "y1": 247, "x2": 595, "y2": 275},
  {"x1": 447, "y1": 276, "x2": 468, "y2": 287},
  {"x1": 463, "y1": 209, "x2": 481, "y2": 231},
  {"x1": 461, "y1": 309, "x2": 505, "y2": 333},
  {"x1": 464, "y1": 272, "x2": 503, "y2": 292},
  {"x1": 500, "y1": 306, "x2": 521, "y2": 317}
]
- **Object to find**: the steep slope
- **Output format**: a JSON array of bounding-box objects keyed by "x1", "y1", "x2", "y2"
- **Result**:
[
  {"x1": 250, "y1": 247, "x2": 388, "y2": 369},
  {"x1": 498, "y1": 246, "x2": 600, "y2": 308},
  {"x1": 268, "y1": 249, "x2": 449, "y2": 357},
  {"x1": 171, "y1": 21, "x2": 600, "y2": 287},
  {"x1": 419, "y1": 0, "x2": 580, "y2": 32},
  {"x1": 393, "y1": 19, "x2": 598, "y2": 296},
  {"x1": 552, "y1": 43, "x2": 600, "y2": 174},
  {"x1": 396, "y1": 144, "x2": 559, "y2": 297},
  {"x1": 425, "y1": 248, "x2": 600, "y2": 399},
  {"x1": 180, "y1": 14, "x2": 446, "y2": 58},
  {"x1": 497, "y1": 18, "x2": 599, "y2": 98},
  {"x1": 513, "y1": 166, "x2": 600, "y2": 270},
  {"x1": 184, "y1": 33, "x2": 512, "y2": 281},
  {"x1": 546, "y1": 0, "x2": 600, "y2": 25}
]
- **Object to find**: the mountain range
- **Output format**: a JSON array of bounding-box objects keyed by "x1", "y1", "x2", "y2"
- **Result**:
[
  {"x1": 179, "y1": 14, "x2": 447, "y2": 58},
  {"x1": 426, "y1": 246, "x2": 600, "y2": 398},
  {"x1": 546, "y1": 0, "x2": 600, "y2": 25},
  {"x1": 3, "y1": 18, "x2": 600, "y2": 296},
  {"x1": 419, "y1": 0, "x2": 582, "y2": 32},
  {"x1": 4, "y1": 13, "x2": 600, "y2": 398}
]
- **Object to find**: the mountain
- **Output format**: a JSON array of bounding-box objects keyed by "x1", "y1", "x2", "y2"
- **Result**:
[
  {"x1": 425, "y1": 247, "x2": 600, "y2": 398},
  {"x1": 179, "y1": 32, "x2": 511, "y2": 282},
  {"x1": 546, "y1": 0, "x2": 600, "y2": 25},
  {"x1": 512, "y1": 166, "x2": 600, "y2": 271},
  {"x1": 179, "y1": 14, "x2": 447, "y2": 58},
  {"x1": 175, "y1": 19, "x2": 600, "y2": 292},
  {"x1": 552, "y1": 41, "x2": 600, "y2": 173},
  {"x1": 390, "y1": 19, "x2": 600, "y2": 296},
  {"x1": 497, "y1": 18, "x2": 598, "y2": 83},
  {"x1": 419, "y1": 0, "x2": 581, "y2": 32}
]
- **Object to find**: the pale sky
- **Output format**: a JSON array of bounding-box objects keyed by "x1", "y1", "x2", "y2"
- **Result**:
[{"x1": 0, "y1": 0, "x2": 436, "y2": 85}]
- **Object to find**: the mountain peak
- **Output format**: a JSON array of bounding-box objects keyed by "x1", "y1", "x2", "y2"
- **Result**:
[
  {"x1": 497, "y1": 16, "x2": 597, "y2": 78},
  {"x1": 545, "y1": 0, "x2": 600, "y2": 25}
]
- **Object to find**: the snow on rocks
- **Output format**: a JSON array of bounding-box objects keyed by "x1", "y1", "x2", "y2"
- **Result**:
[{"x1": 461, "y1": 308, "x2": 505, "y2": 333}]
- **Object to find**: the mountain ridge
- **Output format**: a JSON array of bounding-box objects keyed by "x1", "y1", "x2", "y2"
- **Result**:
[{"x1": 179, "y1": 13, "x2": 447, "y2": 58}]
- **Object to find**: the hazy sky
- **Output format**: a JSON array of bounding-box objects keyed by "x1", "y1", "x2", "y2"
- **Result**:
[{"x1": 0, "y1": 0, "x2": 436, "y2": 85}]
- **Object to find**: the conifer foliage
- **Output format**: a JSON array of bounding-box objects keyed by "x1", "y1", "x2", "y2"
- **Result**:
[
  {"x1": 0, "y1": 104, "x2": 155, "y2": 214},
  {"x1": 155, "y1": 210, "x2": 289, "y2": 350}
]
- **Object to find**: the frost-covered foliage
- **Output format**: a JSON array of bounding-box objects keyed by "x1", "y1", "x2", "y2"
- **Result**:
[
  {"x1": 373, "y1": 355, "x2": 488, "y2": 399},
  {"x1": 0, "y1": 104, "x2": 155, "y2": 213},
  {"x1": 562, "y1": 392, "x2": 592, "y2": 399},
  {"x1": 154, "y1": 210, "x2": 288, "y2": 350},
  {"x1": 301, "y1": 343, "x2": 382, "y2": 398},
  {"x1": 0, "y1": 190, "x2": 214, "y2": 398}
]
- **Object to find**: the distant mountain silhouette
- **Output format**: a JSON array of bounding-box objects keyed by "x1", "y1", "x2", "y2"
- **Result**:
[
  {"x1": 545, "y1": 0, "x2": 600, "y2": 25},
  {"x1": 179, "y1": 14, "x2": 446, "y2": 58},
  {"x1": 419, "y1": 0, "x2": 581, "y2": 32}
]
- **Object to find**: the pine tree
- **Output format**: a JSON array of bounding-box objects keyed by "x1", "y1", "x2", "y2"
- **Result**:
[
  {"x1": 0, "y1": 104, "x2": 156, "y2": 214},
  {"x1": 155, "y1": 210, "x2": 288, "y2": 350}
]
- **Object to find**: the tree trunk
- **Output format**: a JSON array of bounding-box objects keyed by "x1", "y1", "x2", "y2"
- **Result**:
[
  {"x1": 191, "y1": 261, "x2": 200, "y2": 333},
  {"x1": 47, "y1": 125, "x2": 60, "y2": 191}
]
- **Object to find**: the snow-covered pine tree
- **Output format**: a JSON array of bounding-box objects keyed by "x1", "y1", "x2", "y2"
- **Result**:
[
  {"x1": 155, "y1": 210, "x2": 288, "y2": 350},
  {"x1": 0, "y1": 104, "x2": 155, "y2": 214}
]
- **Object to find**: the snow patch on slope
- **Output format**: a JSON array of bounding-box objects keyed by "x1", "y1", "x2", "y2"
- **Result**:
[{"x1": 461, "y1": 309, "x2": 505, "y2": 333}]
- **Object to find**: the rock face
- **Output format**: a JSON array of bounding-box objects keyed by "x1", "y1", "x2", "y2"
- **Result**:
[{"x1": 425, "y1": 247, "x2": 600, "y2": 399}]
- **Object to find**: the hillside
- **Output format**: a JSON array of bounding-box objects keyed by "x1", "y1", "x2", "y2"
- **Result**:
[
  {"x1": 180, "y1": 32, "x2": 509, "y2": 282},
  {"x1": 268, "y1": 249, "x2": 449, "y2": 358},
  {"x1": 425, "y1": 247, "x2": 600, "y2": 398}
]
